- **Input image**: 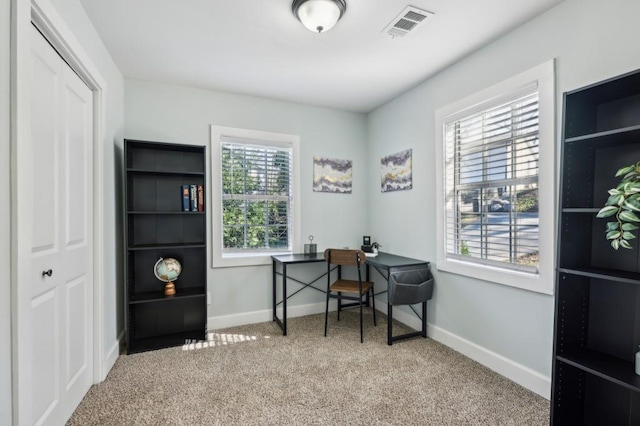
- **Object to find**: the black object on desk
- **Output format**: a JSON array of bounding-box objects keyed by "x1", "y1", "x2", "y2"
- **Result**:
[{"x1": 272, "y1": 252, "x2": 432, "y2": 345}]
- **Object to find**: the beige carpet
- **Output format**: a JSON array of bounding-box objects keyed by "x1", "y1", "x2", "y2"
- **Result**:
[{"x1": 68, "y1": 311, "x2": 550, "y2": 425}]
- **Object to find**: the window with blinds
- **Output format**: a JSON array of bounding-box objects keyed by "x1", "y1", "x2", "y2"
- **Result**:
[
  {"x1": 443, "y1": 85, "x2": 540, "y2": 274},
  {"x1": 221, "y1": 138, "x2": 293, "y2": 254}
]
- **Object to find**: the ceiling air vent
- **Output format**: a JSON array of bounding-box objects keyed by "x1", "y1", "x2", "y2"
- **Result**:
[{"x1": 383, "y1": 6, "x2": 434, "y2": 38}]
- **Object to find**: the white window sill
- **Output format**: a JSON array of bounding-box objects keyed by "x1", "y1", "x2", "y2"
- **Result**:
[
  {"x1": 436, "y1": 257, "x2": 553, "y2": 295},
  {"x1": 213, "y1": 251, "x2": 292, "y2": 268}
]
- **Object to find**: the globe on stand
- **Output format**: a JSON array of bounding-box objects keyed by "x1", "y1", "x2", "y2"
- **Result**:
[{"x1": 154, "y1": 257, "x2": 182, "y2": 296}]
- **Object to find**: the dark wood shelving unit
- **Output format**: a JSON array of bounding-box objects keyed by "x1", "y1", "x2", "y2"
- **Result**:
[
  {"x1": 552, "y1": 69, "x2": 640, "y2": 425},
  {"x1": 124, "y1": 139, "x2": 207, "y2": 354}
]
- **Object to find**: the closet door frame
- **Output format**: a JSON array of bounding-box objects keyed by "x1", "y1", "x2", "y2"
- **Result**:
[{"x1": 11, "y1": 1, "x2": 108, "y2": 423}]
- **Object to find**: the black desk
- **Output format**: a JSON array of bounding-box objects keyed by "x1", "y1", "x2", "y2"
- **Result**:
[
  {"x1": 272, "y1": 252, "x2": 430, "y2": 345},
  {"x1": 271, "y1": 253, "x2": 326, "y2": 336},
  {"x1": 366, "y1": 253, "x2": 430, "y2": 345}
]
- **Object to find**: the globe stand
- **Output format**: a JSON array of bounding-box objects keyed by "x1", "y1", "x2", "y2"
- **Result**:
[
  {"x1": 154, "y1": 257, "x2": 181, "y2": 297},
  {"x1": 164, "y1": 282, "x2": 176, "y2": 296}
]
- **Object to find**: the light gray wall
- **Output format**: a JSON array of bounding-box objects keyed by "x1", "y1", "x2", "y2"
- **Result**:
[
  {"x1": 1, "y1": 0, "x2": 12, "y2": 422},
  {"x1": 367, "y1": 0, "x2": 640, "y2": 380},
  {"x1": 124, "y1": 79, "x2": 368, "y2": 321}
]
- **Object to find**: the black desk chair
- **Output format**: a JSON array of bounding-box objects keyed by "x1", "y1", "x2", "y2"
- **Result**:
[{"x1": 323, "y1": 249, "x2": 377, "y2": 343}]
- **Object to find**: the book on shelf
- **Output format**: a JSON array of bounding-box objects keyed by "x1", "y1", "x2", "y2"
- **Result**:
[
  {"x1": 181, "y1": 185, "x2": 190, "y2": 212},
  {"x1": 197, "y1": 185, "x2": 204, "y2": 212},
  {"x1": 181, "y1": 184, "x2": 204, "y2": 212},
  {"x1": 190, "y1": 184, "x2": 198, "y2": 212}
]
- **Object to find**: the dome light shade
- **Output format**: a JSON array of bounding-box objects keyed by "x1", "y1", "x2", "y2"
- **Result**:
[{"x1": 292, "y1": 0, "x2": 347, "y2": 33}]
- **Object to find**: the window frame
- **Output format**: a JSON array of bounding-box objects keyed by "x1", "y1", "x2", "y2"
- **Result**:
[
  {"x1": 211, "y1": 125, "x2": 301, "y2": 268},
  {"x1": 434, "y1": 60, "x2": 556, "y2": 294}
]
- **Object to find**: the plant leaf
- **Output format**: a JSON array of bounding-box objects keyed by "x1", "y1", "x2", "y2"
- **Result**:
[
  {"x1": 623, "y1": 231, "x2": 636, "y2": 240},
  {"x1": 623, "y1": 181, "x2": 640, "y2": 192},
  {"x1": 628, "y1": 182, "x2": 640, "y2": 194},
  {"x1": 615, "y1": 165, "x2": 635, "y2": 177},
  {"x1": 606, "y1": 231, "x2": 621, "y2": 240},
  {"x1": 623, "y1": 197, "x2": 640, "y2": 212},
  {"x1": 620, "y1": 239, "x2": 632, "y2": 249},
  {"x1": 619, "y1": 210, "x2": 640, "y2": 222},
  {"x1": 611, "y1": 239, "x2": 620, "y2": 250},
  {"x1": 607, "y1": 194, "x2": 624, "y2": 206},
  {"x1": 608, "y1": 188, "x2": 622, "y2": 196},
  {"x1": 622, "y1": 223, "x2": 639, "y2": 231},
  {"x1": 597, "y1": 205, "x2": 619, "y2": 218},
  {"x1": 606, "y1": 221, "x2": 619, "y2": 231}
]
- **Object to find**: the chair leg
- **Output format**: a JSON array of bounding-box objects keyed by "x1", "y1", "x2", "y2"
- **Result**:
[
  {"x1": 324, "y1": 289, "x2": 330, "y2": 337},
  {"x1": 359, "y1": 291, "x2": 364, "y2": 343},
  {"x1": 337, "y1": 292, "x2": 341, "y2": 321},
  {"x1": 371, "y1": 286, "x2": 377, "y2": 326},
  {"x1": 387, "y1": 304, "x2": 393, "y2": 346}
]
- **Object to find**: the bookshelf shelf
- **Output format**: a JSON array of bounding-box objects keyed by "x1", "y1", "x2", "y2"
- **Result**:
[
  {"x1": 564, "y1": 124, "x2": 640, "y2": 146},
  {"x1": 557, "y1": 352, "x2": 640, "y2": 393},
  {"x1": 127, "y1": 211, "x2": 206, "y2": 215},
  {"x1": 128, "y1": 288, "x2": 206, "y2": 304},
  {"x1": 126, "y1": 168, "x2": 205, "y2": 177},
  {"x1": 558, "y1": 268, "x2": 640, "y2": 286},
  {"x1": 127, "y1": 242, "x2": 207, "y2": 251}
]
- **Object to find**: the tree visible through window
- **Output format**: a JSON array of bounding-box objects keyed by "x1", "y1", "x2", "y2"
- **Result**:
[
  {"x1": 444, "y1": 87, "x2": 540, "y2": 273},
  {"x1": 221, "y1": 140, "x2": 292, "y2": 253}
]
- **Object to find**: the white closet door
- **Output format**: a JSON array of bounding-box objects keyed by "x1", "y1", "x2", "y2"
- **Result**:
[{"x1": 26, "y1": 25, "x2": 94, "y2": 425}]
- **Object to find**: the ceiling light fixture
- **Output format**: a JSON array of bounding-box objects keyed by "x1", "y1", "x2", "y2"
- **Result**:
[{"x1": 292, "y1": 0, "x2": 347, "y2": 33}]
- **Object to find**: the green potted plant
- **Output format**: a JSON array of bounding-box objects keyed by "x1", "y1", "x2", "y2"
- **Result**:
[{"x1": 596, "y1": 161, "x2": 640, "y2": 249}]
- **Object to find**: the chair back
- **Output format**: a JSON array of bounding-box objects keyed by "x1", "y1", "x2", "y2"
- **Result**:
[{"x1": 324, "y1": 248, "x2": 366, "y2": 266}]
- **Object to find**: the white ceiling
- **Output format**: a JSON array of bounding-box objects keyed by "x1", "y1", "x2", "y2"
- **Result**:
[{"x1": 78, "y1": 0, "x2": 564, "y2": 113}]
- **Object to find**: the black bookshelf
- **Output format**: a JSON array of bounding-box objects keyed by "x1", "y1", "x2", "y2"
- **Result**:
[
  {"x1": 552, "y1": 69, "x2": 640, "y2": 424},
  {"x1": 124, "y1": 139, "x2": 207, "y2": 354}
]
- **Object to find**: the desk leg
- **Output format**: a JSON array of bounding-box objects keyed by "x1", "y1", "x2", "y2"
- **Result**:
[
  {"x1": 282, "y1": 263, "x2": 287, "y2": 336},
  {"x1": 272, "y1": 260, "x2": 287, "y2": 336},
  {"x1": 272, "y1": 259, "x2": 276, "y2": 322},
  {"x1": 422, "y1": 301, "x2": 427, "y2": 338},
  {"x1": 387, "y1": 304, "x2": 393, "y2": 346}
]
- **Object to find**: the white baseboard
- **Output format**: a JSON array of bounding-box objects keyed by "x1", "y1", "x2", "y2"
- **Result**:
[
  {"x1": 208, "y1": 301, "x2": 332, "y2": 330},
  {"x1": 101, "y1": 331, "x2": 124, "y2": 381},
  {"x1": 428, "y1": 324, "x2": 551, "y2": 399},
  {"x1": 384, "y1": 303, "x2": 550, "y2": 399},
  {"x1": 208, "y1": 300, "x2": 551, "y2": 400}
]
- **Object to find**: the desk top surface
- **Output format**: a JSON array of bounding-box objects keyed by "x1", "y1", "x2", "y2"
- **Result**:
[
  {"x1": 271, "y1": 253, "x2": 325, "y2": 264},
  {"x1": 272, "y1": 251, "x2": 429, "y2": 268},
  {"x1": 367, "y1": 252, "x2": 429, "y2": 269}
]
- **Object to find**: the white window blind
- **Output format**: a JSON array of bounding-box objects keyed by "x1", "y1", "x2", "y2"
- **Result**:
[
  {"x1": 444, "y1": 86, "x2": 540, "y2": 274},
  {"x1": 221, "y1": 138, "x2": 293, "y2": 254}
]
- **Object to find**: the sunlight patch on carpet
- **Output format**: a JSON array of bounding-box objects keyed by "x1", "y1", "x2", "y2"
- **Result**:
[{"x1": 181, "y1": 332, "x2": 269, "y2": 351}]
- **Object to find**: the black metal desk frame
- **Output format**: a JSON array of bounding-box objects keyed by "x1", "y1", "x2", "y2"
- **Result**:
[
  {"x1": 366, "y1": 253, "x2": 429, "y2": 345},
  {"x1": 272, "y1": 252, "x2": 429, "y2": 345},
  {"x1": 271, "y1": 253, "x2": 327, "y2": 336}
]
